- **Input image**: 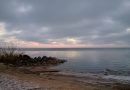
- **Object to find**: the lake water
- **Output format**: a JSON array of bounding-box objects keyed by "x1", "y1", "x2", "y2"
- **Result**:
[{"x1": 25, "y1": 48, "x2": 130, "y2": 75}]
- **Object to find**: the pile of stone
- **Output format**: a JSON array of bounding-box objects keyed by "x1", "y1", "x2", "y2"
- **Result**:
[{"x1": 16, "y1": 55, "x2": 66, "y2": 66}]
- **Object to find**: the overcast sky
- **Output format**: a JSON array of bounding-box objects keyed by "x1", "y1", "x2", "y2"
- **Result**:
[{"x1": 0, "y1": 0, "x2": 130, "y2": 48}]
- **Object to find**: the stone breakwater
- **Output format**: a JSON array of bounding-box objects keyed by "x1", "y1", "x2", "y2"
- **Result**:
[{"x1": 0, "y1": 73, "x2": 42, "y2": 90}]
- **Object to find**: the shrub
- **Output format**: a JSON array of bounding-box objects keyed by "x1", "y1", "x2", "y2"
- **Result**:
[{"x1": 0, "y1": 44, "x2": 24, "y2": 66}]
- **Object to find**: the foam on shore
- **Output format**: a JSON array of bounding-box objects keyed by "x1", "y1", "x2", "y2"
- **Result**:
[
  {"x1": 103, "y1": 75, "x2": 130, "y2": 82},
  {"x1": 58, "y1": 71, "x2": 130, "y2": 83}
]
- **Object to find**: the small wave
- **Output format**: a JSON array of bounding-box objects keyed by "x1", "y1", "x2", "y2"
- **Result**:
[
  {"x1": 58, "y1": 71, "x2": 130, "y2": 83},
  {"x1": 103, "y1": 75, "x2": 130, "y2": 82},
  {"x1": 104, "y1": 69, "x2": 130, "y2": 76}
]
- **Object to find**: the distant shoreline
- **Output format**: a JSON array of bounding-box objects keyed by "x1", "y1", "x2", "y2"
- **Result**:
[{"x1": 19, "y1": 47, "x2": 130, "y2": 51}]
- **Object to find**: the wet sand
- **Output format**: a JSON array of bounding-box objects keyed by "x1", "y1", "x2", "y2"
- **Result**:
[
  {"x1": 0, "y1": 72, "x2": 113, "y2": 90},
  {"x1": 0, "y1": 64, "x2": 130, "y2": 90}
]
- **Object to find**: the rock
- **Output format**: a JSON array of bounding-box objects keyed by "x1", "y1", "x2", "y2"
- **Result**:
[{"x1": 0, "y1": 54, "x2": 67, "y2": 67}]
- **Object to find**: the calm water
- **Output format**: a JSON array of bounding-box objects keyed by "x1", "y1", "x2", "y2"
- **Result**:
[{"x1": 25, "y1": 48, "x2": 130, "y2": 74}]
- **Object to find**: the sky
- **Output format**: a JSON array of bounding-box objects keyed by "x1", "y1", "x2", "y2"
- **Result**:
[{"x1": 0, "y1": 0, "x2": 130, "y2": 48}]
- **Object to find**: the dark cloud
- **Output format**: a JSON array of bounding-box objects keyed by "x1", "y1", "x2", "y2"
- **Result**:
[{"x1": 0, "y1": 0, "x2": 130, "y2": 47}]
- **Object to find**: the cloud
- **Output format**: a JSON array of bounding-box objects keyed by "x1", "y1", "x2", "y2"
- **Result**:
[
  {"x1": 0, "y1": 23, "x2": 6, "y2": 36},
  {"x1": 16, "y1": 5, "x2": 32, "y2": 14},
  {"x1": 0, "y1": 0, "x2": 130, "y2": 47}
]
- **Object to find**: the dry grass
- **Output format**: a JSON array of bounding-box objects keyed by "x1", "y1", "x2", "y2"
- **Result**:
[{"x1": 0, "y1": 44, "x2": 24, "y2": 66}]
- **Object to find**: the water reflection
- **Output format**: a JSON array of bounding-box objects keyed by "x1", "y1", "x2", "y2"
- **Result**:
[
  {"x1": 26, "y1": 49, "x2": 130, "y2": 74},
  {"x1": 64, "y1": 51, "x2": 80, "y2": 58}
]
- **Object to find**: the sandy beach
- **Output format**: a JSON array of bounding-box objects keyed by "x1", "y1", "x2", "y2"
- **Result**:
[
  {"x1": 0, "y1": 72, "x2": 112, "y2": 90},
  {"x1": 0, "y1": 64, "x2": 130, "y2": 90}
]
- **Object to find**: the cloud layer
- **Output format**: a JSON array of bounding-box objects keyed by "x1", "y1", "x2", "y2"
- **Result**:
[{"x1": 0, "y1": 0, "x2": 130, "y2": 48}]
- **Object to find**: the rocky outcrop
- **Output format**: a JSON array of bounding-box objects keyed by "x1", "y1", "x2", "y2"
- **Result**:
[{"x1": 0, "y1": 54, "x2": 66, "y2": 67}]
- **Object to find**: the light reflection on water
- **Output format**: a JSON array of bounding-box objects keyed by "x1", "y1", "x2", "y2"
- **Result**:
[{"x1": 26, "y1": 49, "x2": 130, "y2": 74}]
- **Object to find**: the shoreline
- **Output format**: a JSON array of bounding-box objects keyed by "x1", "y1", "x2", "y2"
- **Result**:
[
  {"x1": 0, "y1": 64, "x2": 130, "y2": 90},
  {"x1": 57, "y1": 71, "x2": 130, "y2": 82}
]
